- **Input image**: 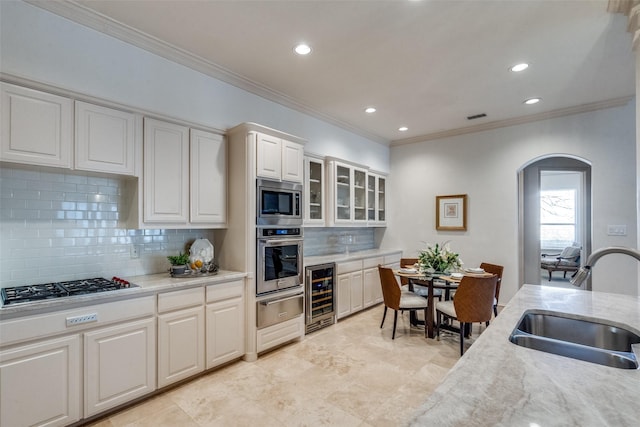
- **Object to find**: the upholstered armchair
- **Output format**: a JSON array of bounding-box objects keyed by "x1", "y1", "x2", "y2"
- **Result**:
[{"x1": 540, "y1": 245, "x2": 581, "y2": 281}]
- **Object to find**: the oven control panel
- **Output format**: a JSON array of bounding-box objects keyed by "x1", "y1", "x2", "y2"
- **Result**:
[{"x1": 260, "y1": 227, "x2": 301, "y2": 237}]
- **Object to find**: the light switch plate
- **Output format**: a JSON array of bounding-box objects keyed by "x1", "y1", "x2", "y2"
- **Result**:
[{"x1": 607, "y1": 225, "x2": 627, "y2": 236}]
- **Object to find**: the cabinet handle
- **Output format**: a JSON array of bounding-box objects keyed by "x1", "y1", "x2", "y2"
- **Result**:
[{"x1": 260, "y1": 293, "x2": 303, "y2": 306}]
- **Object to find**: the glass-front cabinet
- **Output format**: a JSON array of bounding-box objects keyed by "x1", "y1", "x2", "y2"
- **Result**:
[
  {"x1": 367, "y1": 172, "x2": 387, "y2": 226},
  {"x1": 304, "y1": 156, "x2": 325, "y2": 225},
  {"x1": 328, "y1": 159, "x2": 369, "y2": 226}
]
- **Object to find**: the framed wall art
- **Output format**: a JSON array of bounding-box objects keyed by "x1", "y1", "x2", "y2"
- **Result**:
[{"x1": 436, "y1": 194, "x2": 467, "y2": 231}]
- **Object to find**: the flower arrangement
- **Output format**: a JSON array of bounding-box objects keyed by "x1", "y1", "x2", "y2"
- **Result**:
[{"x1": 418, "y1": 242, "x2": 463, "y2": 274}]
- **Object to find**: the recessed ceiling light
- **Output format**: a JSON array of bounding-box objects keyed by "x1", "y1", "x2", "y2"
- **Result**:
[
  {"x1": 398, "y1": 126, "x2": 408, "y2": 132},
  {"x1": 524, "y1": 98, "x2": 541, "y2": 105},
  {"x1": 365, "y1": 107, "x2": 376, "y2": 113},
  {"x1": 510, "y1": 63, "x2": 529, "y2": 72},
  {"x1": 294, "y1": 43, "x2": 311, "y2": 55}
]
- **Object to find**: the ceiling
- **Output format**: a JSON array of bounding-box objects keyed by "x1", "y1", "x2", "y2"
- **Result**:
[{"x1": 33, "y1": 0, "x2": 636, "y2": 145}]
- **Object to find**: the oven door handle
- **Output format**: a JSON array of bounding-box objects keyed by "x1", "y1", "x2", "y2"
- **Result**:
[
  {"x1": 258, "y1": 239, "x2": 303, "y2": 245},
  {"x1": 260, "y1": 293, "x2": 303, "y2": 306}
]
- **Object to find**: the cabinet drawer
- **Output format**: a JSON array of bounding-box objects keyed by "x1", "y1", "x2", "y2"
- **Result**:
[
  {"x1": 206, "y1": 279, "x2": 244, "y2": 304},
  {"x1": 363, "y1": 256, "x2": 384, "y2": 269},
  {"x1": 158, "y1": 287, "x2": 204, "y2": 313},
  {"x1": 337, "y1": 260, "x2": 362, "y2": 275}
]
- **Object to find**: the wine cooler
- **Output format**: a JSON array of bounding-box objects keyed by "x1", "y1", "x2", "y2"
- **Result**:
[{"x1": 305, "y1": 263, "x2": 336, "y2": 334}]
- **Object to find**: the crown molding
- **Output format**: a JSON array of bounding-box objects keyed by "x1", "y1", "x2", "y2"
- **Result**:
[
  {"x1": 24, "y1": 0, "x2": 390, "y2": 146},
  {"x1": 390, "y1": 96, "x2": 635, "y2": 147}
]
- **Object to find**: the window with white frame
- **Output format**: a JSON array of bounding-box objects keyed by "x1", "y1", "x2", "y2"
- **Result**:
[{"x1": 540, "y1": 189, "x2": 576, "y2": 250}]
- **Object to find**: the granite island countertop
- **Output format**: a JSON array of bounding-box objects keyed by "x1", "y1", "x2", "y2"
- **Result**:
[{"x1": 408, "y1": 284, "x2": 640, "y2": 427}]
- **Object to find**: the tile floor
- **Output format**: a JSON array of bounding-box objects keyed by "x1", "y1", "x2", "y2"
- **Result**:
[{"x1": 87, "y1": 306, "x2": 481, "y2": 427}]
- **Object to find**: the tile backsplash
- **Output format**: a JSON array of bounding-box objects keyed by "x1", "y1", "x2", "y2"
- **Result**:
[
  {"x1": 0, "y1": 164, "x2": 379, "y2": 287},
  {"x1": 0, "y1": 165, "x2": 214, "y2": 287},
  {"x1": 303, "y1": 227, "x2": 375, "y2": 256}
]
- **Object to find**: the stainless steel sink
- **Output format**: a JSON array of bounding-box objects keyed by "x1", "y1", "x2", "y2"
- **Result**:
[{"x1": 509, "y1": 310, "x2": 640, "y2": 369}]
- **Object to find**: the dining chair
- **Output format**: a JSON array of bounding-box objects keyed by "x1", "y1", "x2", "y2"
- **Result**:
[
  {"x1": 378, "y1": 265, "x2": 429, "y2": 339},
  {"x1": 479, "y1": 262, "x2": 504, "y2": 319},
  {"x1": 435, "y1": 275, "x2": 498, "y2": 355},
  {"x1": 399, "y1": 257, "x2": 442, "y2": 301}
]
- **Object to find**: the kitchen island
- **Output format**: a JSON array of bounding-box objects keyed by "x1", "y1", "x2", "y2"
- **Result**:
[{"x1": 408, "y1": 285, "x2": 640, "y2": 426}]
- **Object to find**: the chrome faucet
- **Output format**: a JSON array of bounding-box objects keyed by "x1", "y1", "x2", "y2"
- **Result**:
[{"x1": 570, "y1": 246, "x2": 640, "y2": 289}]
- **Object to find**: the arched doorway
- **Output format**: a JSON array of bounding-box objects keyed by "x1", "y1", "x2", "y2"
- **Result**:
[{"x1": 518, "y1": 155, "x2": 592, "y2": 289}]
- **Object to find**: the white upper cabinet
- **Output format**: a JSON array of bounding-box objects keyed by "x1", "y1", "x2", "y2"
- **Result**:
[
  {"x1": 190, "y1": 129, "x2": 226, "y2": 225},
  {"x1": 256, "y1": 132, "x2": 303, "y2": 183},
  {"x1": 256, "y1": 133, "x2": 281, "y2": 180},
  {"x1": 281, "y1": 139, "x2": 304, "y2": 183},
  {"x1": 141, "y1": 118, "x2": 227, "y2": 228},
  {"x1": 328, "y1": 160, "x2": 368, "y2": 226},
  {"x1": 367, "y1": 172, "x2": 387, "y2": 226},
  {"x1": 143, "y1": 118, "x2": 190, "y2": 224},
  {"x1": 304, "y1": 155, "x2": 325, "y2": 226},
  {"x1": 1, "y1": 82, "x2": 72, "y2": 168},
  {"x1": 75, "y1": 101, "x2": 138, "y2": 176}
]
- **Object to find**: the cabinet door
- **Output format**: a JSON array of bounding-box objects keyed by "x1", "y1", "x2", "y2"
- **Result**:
[
  {"x1": 0, "y1": 335, "x2": 81, "y2": 427},
  {"x1": 281, "y1": 139, "x2": 304, "y2": 183},
  {"x1": 84, "y1": 317, "x2": 156, "y2": 417},
  {"x1": 206, "y1": 296, "x2": 245, "y2": 369},
  {"x1": 304, "y1": 156, "x2": 325, "y2": 225},
  {"x1": 75, "y1": 101, "x2": 137, "y2": 175},
  {"x1": 363, "y1": 267, "x2": 379, "y2": 308},
  {"x1": 1, "y1": 82, "x2": 72, "y2": 168},
  {"x1": 353, "y1": 168, "x2": 368, "y2": 222},
  {"x1": 367, "y1": 174, "x2": 376, "y2": 222},
  {"x1": 350, "y1": 271, "x2": 364, "y2": 312},
  {"x1": 377, "y1": 176, "x2": 386, "y2": 224},
  {"x1": 143, "y1": 118, "x2": 189, "y2": 223},
  {"x1": 158, "y1": 306, "x2": 205, "y2": 388},
  {"x1": 336, "y1": 273, "x2": 351, "y2": 319},
  {"x1": 334, "y1": 163, "x2": 352, "y2": 222},
  {"x1": 190, "y1": 129, "x2": 226, "y2": 225},
  {"x1": 256, "y1": 132, "x2": 281, "y2": 180}
]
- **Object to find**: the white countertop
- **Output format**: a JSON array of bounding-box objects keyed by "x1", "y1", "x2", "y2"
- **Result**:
[
  {"x1": 304, "y1": 248, "x2": 402, "y2": 266},
  {"x1": 408, "y1": 285, "x2": 640, "y2": 426},
  {"x1": 0, "y1": 270, "x2": 247, "y2": 320}
]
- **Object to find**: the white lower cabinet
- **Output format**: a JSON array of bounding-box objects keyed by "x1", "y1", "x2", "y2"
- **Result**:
[
  {"x1": 0, "y1": 335, "x2": 81, "y2": 427},
  {"x1": 336, "y1": 260, "x2": 364, "y2": 320},
  {"x1": 337, "y1": 253, "x2": 401, "y2": 319},
  {"x1": 256, "y1": 316, "x2": 305, "y2": 353},
  {"x1": 206, "y1": 280, "x2": 245, "y2": 368},
  {"x1": 157, "y1": 287, "x2": 205, "y2": 388},
  {"x1": 84, "y1": 317, "x2": 156, "y2": 417},
  {"x1": 363, "y1": 256, "x2": 384, "y2": 308}
]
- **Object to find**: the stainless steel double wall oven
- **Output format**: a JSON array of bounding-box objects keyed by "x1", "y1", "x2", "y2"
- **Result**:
[{"x1": 256, "y1": 179, "x2": 304, "y2": 330}]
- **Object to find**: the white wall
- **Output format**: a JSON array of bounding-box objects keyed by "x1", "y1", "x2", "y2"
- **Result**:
[
  {"x1": 0, "y1": 1, "x2": 389, "y2": 172},
  {"x1": 385, "y1": 102, "x2": 637, "y2": 303}
]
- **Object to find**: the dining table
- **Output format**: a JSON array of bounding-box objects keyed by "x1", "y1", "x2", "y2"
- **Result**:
[{"x1": 395, "y1": 269, "x2": 494, "y2": 338}]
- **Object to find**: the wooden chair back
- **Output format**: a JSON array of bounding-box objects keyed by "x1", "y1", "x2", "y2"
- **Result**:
[
  {"x1": 479, "y1": 262, "x2": 503, "y2": 303},
  {"x1": 399, "y1": 257, "x2": 418, "y2": 286},
  {"x1": 378, "y1": 265, "x2": 401, "y2": 310},
  {"x1": 453, "y1": 275, "x2": 497, "y2": 323}
]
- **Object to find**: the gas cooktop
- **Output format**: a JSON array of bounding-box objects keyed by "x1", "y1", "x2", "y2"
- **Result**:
[{"x1": 1, "y1": 277, "x2": 137, "y2": 306}]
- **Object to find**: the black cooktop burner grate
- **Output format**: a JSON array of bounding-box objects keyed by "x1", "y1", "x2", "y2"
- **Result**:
[{"x1": 1, "y1": 277, "x2": 135, "y2": 305}]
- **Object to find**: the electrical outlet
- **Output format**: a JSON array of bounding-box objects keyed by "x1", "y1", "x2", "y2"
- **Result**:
[
  {"x1": 66, "y1": 313, "x2": 98, "y2": 326},
  {"x1": 130, "y1": 244, "x2": 140, "y2": 259}
]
